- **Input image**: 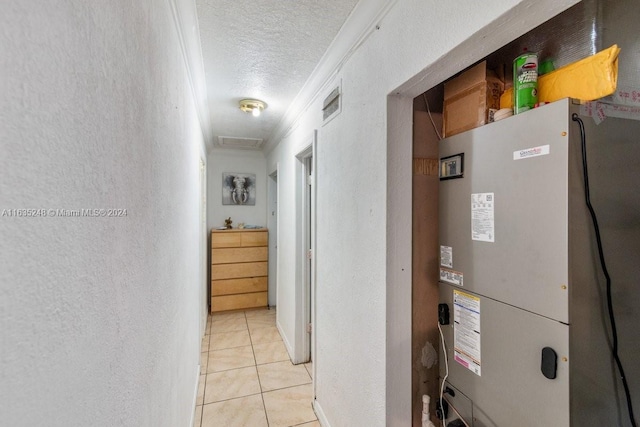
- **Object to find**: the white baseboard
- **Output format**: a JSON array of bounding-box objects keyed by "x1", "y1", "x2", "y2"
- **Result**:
[
  {"x1": 188, "y1": 363, "x2": 201, "y2": 427},
  {"x1": 313, "y1": 398, "x2": 331, "y2": 427}
]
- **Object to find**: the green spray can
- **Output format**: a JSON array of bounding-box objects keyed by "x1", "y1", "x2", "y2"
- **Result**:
[{"x1": 513, "y1": 52, "x2": 538, "y2": 114}]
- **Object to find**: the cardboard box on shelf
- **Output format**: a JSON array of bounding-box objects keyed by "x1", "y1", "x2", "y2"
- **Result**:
[{"x1": 443, "y1": 61, "x2": 504, "y2": 138}]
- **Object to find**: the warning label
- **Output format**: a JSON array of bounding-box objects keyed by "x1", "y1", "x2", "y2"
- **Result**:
[
  {"x1": 471, "y1": 193, "x2": 494, "y2": 242},
  {"x1": 453, "y1": 290, "x2": 481, "y2": 376},
  {"x1": 440, "y1": 245, "x2": 453, "y2": 268},
  {"x1": 440, "y1": 268, "x2": 463, "y2": 287}
]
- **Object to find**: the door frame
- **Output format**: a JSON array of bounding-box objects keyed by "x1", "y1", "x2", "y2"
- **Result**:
[
  {"x1": 294, "y1": 130, "x2": 317, "y2": 365},
  {"x1": 267, "y1": 167, "x2": 279, "y2": 308},
  {"x1": 199, "y1": 157, "x2": 208, "y2": 337}
]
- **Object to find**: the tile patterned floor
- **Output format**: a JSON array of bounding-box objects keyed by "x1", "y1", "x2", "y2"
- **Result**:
[{"x1": 194, "y1": 308, "x2": 317, "y2": 427}]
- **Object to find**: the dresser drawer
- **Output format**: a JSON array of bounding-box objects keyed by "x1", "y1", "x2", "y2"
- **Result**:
[
  {"x1": 240, "y1": 231, "x2": 268, "y2": 247},
  {"x1": 211, "y1": 230, "x2": 268, "y2": 248},
  {"x1": 211, "y1": 277, "x2": 268, "y2": 296},
  {"x1": 211, "y1": 292, "x2": 267, "y2": 312},
  {"x1": 212, "y1": 246, "x2": 268, "y2": 264},
  {"x1": 211, "y1": 261, "x2": 267, "y2": 280},
  {"x1": 211, "y1": 232, "x2": 242, "y2": 248}
]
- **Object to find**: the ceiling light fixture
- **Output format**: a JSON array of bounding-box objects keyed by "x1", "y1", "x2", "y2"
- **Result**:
[{"x1": 239, "y1": 99, "x2": 267, "y2": 117}]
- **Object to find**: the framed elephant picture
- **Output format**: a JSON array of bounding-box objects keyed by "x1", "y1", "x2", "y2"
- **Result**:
[{"x1": 222, "y1": 172, "x2": 256, "y2": 205}]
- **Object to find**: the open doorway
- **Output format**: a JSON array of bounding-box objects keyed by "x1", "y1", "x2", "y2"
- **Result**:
[
  {"x1": 267, "y1": 169, "x2": 278, "y2": 308},
  {"x1": 294, "y1": 130, "x2": 317, "y2": 365},
  {"x1": 401, "y1": 2, "x2": 640, "y2": 425}
]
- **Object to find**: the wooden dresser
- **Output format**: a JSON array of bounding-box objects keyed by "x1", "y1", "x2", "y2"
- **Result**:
[{"x1": 210, "y1": 228, "x2": 268, "y2": 312}]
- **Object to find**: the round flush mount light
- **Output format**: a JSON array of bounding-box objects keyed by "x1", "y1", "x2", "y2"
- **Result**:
[{"x1": 239, "y1": 99, "x2": 267, "y2": 117}]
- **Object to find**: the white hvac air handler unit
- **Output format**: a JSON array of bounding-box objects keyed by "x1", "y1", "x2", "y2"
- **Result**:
[{"x1": 437, "y1": 98, "x2": 638, "y2": 427}]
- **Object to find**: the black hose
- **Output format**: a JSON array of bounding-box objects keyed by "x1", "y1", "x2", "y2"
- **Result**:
[{"x1": 572, "y1": 113, "x2": 637, "y2": 427}]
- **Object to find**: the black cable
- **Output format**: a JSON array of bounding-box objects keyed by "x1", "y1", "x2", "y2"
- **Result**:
[{"x1": 572, "y1": 113, "x2": 637, "y2": 427}]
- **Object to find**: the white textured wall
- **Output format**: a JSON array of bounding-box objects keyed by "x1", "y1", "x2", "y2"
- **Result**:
[
  {"x1": 266, "y1": 0, "x2": 578, "y2": 426},
  {"x1": 0, "y1": 1, "x2": 206, "y2": 426},
  {"x1": 207, "y1": 149, "x2": 267, "y2": 230}
]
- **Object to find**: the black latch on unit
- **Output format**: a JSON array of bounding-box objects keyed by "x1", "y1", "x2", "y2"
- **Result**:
[{"x1": 541, "y1": 347, "x2": 558, "y2": 379}]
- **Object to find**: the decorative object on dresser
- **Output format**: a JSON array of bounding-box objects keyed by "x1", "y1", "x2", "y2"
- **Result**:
[
  {"x1": 224, "y1": 217, "x2": 233, "y2": 229},
  {"x1": 210, "y1": 228, "x2": 268, "y2": 312}
]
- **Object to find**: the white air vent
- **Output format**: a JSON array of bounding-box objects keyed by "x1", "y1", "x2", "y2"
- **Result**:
[
  {"x1": 322, "y1": 81, "x2": 341, "y2": 124},
  {"x1": 217, "y1": 136, "x2": 264, "y2": 150}
]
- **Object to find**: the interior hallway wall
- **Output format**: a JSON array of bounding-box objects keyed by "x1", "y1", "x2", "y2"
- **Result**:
[
  {"x1": 206, "y1": 149, "x2": 267, "y2": 230},
  {"x1": 1, "y1": 1, "x2": 207, "y2": 426},
  {"x1": 265, "y1": 0, "x2": 578, "y2": 425}
]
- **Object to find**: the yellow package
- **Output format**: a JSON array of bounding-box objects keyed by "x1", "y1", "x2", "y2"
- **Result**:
[{"x1": 500, "y1": 45, "x2": 620, "y2": 109}]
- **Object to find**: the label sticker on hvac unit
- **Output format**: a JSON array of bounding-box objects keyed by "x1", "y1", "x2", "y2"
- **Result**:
[
  {"x1": 513, "y1": 144, "x2": 550, "y2": 160},
  {"x1": 453, "y1": 290, "x2": 481, "y2": 376},
  {"x1": 440, "y1": 268, "x2": 463, "y2": 286},
  {"x1": 440, "y1": 246, "x2": 453, "y2": 268},
  {"x1": 471, "y1": 193, "x2": 494, "y2": 242}
]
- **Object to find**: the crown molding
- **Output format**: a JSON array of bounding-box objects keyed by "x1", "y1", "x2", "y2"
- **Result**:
[
  {"x1": 263, "y1": 0, "x2": 399, "y2": 154},
  {"x1": 166, "y1": 0, "x2": 213, "y2": 153}
]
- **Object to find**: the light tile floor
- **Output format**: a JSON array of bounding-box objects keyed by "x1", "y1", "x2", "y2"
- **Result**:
[{"x1": 195, "y1": 308, "x2": 317, "y2": 427}]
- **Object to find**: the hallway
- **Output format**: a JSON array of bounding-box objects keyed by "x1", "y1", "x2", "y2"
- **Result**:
[
  {"x1": 3, "y1": 2, "x2": 588, "y2": 426},
  {"x1": 195, "y1": 308, "x2": 317, "y2": 427}
]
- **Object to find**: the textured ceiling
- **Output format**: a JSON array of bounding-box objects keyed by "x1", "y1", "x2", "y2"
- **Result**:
[{"x1": 196, "y1": 0, "x2": 359, "y2": 150}]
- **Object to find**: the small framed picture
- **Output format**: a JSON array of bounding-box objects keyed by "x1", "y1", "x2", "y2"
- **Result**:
[
  {"x1": 222, "y1": 173, "x2": 256, "y2": 205},
  {"x1": 439, "y1": 153, "x2": 464, "y2": 180}
]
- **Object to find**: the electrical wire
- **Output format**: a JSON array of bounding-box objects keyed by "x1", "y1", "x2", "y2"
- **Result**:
[
  {"x1": 423, "y1": 93, "x2": 442, "y2": 140},
  {"x1": 572, "y1": 113, "x2": 637, "y2": 427},
  {"x1": 438, "y1": 321, "x2": 472, "y2": 427},
  {"x1": 437, "y1": 322, "x2": 449, "y2": 427}
]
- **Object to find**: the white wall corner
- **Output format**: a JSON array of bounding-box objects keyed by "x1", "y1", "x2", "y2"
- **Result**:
[
  {"x1": 166, "y1": 0, "x2": 213, "y2": 152},
  {"x1": 385, "y1": 93, "x2": 414, "y2": 426},
  {"x1": 276, "y1": 320, "x2": 296, "y2": 364},
  {"x1": 189, "y1": 364, "x2": 201, "y2": 427}
]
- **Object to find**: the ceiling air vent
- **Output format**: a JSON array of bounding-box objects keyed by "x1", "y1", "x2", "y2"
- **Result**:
[
  {"x1": 217, "y1": 136, "x2": 264, "y2": 150},
  {"x1": 322, "y1": 82, "x2": 341, "y2": 124}
]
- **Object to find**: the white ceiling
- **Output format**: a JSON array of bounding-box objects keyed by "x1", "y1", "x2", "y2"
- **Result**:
[{"x1": 196, "y1": 0, "x2": 359, "y2": 151}]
